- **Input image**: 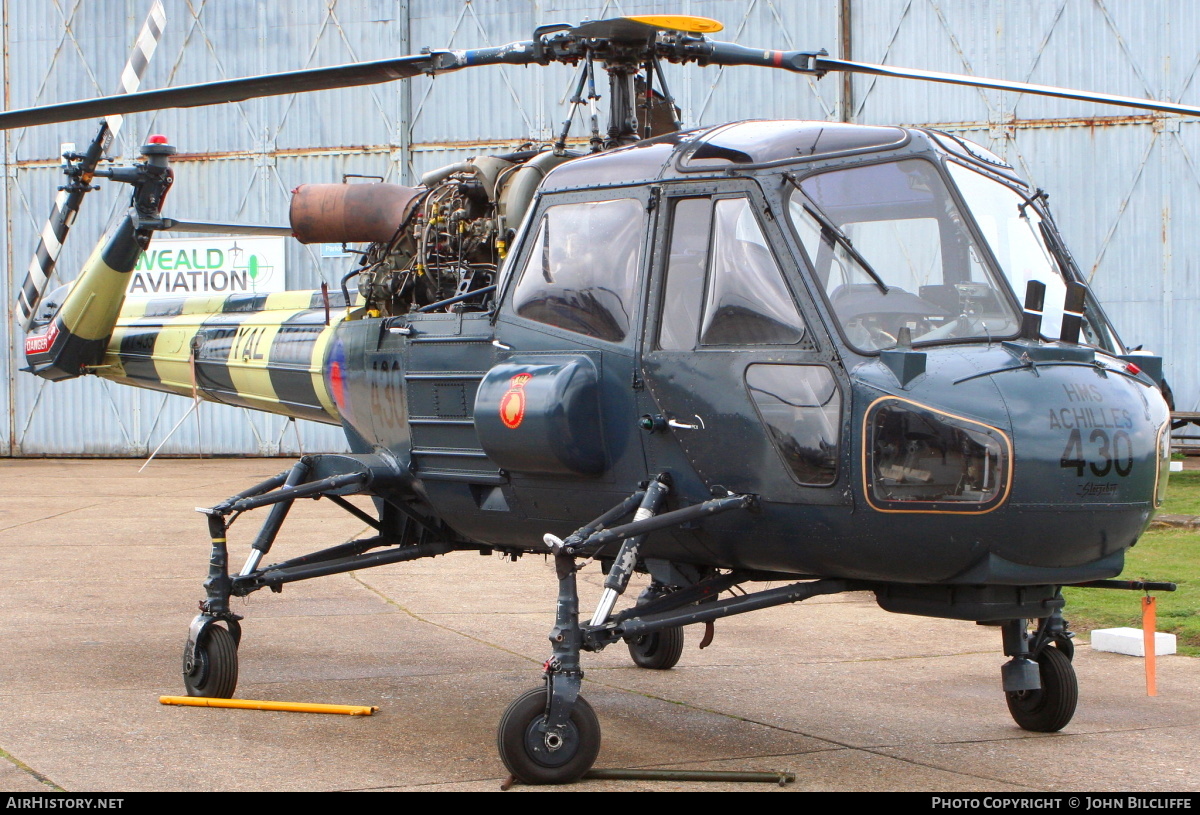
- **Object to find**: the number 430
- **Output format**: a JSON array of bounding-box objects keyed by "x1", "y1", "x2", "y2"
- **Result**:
[{"x1": 1060, "y1": 428, "x2": 1133, "y2": 477}]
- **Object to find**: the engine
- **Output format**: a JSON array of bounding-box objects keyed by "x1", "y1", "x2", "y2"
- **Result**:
[{"x1": 289, "y1": 149, "x2": 572, "y2": 317}]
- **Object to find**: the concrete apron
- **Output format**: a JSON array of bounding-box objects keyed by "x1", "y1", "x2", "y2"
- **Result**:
[{"x1": 0, "y1": 458, "x2": 1196, "y2": 792}]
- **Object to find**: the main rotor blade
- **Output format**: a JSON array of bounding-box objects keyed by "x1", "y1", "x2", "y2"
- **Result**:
[
  {"x1": 815, "y1": 57, "x2": 1200, "y2": 118},
  {"x1": 0, "y1": 53, "x2": 438, "y2": 131}
]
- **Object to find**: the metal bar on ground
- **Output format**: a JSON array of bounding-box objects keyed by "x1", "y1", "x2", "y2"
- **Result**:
[
  {"x1": 582, "y1": 768, "x2": 795, "y2": 785},
  {"x1": 159, "y1": 696, "x2": 377, "y2": 715}
]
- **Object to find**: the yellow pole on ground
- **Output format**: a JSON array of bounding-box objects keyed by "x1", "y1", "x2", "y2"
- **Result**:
[{"x1": 159, "y1": 696, "x2": 378, "y2": 715}]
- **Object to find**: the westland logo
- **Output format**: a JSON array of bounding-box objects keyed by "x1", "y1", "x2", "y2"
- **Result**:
[
  {"x1": 1078, "y1": 481, "x2": 1119, "y2": 498},
  {"x1": 499, "y1": 373, "x2": 532, "y2": 429}
]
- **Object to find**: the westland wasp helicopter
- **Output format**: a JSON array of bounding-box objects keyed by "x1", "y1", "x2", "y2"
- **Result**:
[{"x1": 3, "y1": 7, "x2": 1184, "y2": 784}]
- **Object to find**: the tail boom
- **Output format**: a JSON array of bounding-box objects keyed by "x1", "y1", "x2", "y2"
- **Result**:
[
  {"x1": 21, "y1": 133, "x2": 344, "y2": 426},
  {"x1": 102, "y1": 289, "x2": 345, "y2": 425},
  {"x1": 23, "y1": 216, "x2": 144, "y2": 381}
]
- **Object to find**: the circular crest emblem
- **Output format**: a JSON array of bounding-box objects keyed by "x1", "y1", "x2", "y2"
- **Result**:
[{"x1": 499, "y1": 373, "x2": 532, "y2": 429}]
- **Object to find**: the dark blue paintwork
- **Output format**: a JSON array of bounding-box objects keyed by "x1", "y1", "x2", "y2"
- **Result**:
[{"x1": 318, "y1": 120, "x2": 1171, "y2": 596}]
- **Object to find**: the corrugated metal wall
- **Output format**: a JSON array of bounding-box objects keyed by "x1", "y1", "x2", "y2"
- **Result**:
[
  {"x1": 846, "y1": 0, "x2": 1200, "y2": 416},
  {"x1": 3, "y1": 0, "x2": 1196, "y2": 456}
]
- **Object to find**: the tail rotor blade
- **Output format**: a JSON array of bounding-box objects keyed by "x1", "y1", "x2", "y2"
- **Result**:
[
  {"x1": 106, "y1": 0, "x2": 167, "y2": 141},
  {"x1": 17, "y1": 0, "x2": 166, "y2": 333},
  {"x1": 18, "y1": 186, "x2": 74, "y2": 331},
  {"x1": 17, "y1": 125, "x2": 109, "y2": 333}
]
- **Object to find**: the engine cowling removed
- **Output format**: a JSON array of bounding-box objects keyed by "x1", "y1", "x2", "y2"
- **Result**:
[{"x1": 289, "y1": 149, "x2": 574, "y2": 317}]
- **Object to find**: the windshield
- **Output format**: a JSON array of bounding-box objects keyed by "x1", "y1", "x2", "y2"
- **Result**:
[
  {"x1": 946, "y1": 162, "x2": 1119, "y2": 351},
  {"x1": 789, "y1": 158, "x2": 1020, "y2": 353}
]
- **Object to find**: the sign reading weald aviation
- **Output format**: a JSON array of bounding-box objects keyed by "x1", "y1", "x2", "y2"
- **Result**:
[{"x1": 126, "y1": 236, "x2": 287, "y2": 298}]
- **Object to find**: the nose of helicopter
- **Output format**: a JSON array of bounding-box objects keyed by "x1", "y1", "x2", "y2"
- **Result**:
[
  {"x1": 969, "y1": 349, "x2": 1169, "y2": 580},
  {"x1": 991, "y1": 347, "x2": 1170, "y2": 510},
  {"x1": 859, "y1": 341, "x2": 1171, "y2": 583}
]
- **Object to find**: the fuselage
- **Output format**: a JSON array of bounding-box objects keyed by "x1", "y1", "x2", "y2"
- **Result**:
[{"x1": 28, "y1": 120, "x2": 1171, "y2": 587}]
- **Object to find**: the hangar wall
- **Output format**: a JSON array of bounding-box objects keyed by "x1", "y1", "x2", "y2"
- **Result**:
[{"x1": 2, "y1": 0, "x2": 1195, "y2": 455}]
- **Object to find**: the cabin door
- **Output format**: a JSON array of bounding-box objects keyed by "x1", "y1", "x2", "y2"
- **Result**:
[{"x1": 639, "y1": 185, "x2": 849, "y2": 507}]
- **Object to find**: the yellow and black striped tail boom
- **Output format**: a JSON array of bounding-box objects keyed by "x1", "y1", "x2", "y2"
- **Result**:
[
  {"x1": 22, "y1": 131, "x2": 346, "y2": 426},
  {"x1": 104, "y1": 288, "x2": 346, "y2": 426},
  {"x1": 23, "y1": 216, "x2": 346, "y2": 425}
]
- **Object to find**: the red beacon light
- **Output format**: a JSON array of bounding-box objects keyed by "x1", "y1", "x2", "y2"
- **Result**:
[
  {"x1": 147, "y1": 134, "x2": 169, "y2": 144},
  {"x1": 1126, "y1": 361, "x2": 1142, "y2": 376}
]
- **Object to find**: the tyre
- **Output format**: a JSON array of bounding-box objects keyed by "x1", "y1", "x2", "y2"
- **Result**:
[
  {"x1": 625, "y1": 626, "x2": 685, "y2": 670},
  {"x1": 497, "y1": 687, "x2": 601, "y2": 784},
  {"x1": 1051, "y1": 633, "x2": 1075, "y2": 662},
  {"x1": 1006, "y1": 644, "x2": 1077, "y2": 732},
  {"x1": 182, "y1": 624, "x2": 239, "y2": 699}
]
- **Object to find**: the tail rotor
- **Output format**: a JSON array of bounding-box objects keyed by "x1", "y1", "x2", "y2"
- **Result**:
[{"x1": 17, "y1": 0, "x2": 165, "y2": 334}]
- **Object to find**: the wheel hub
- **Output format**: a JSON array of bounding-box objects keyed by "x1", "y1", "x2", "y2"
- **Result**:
[
  {"x1": 524, "y1": 717, "x2": 579, "y2": 767},
  {"x1": 182, "y1": 640, "x2": 206, "y2": 680}
]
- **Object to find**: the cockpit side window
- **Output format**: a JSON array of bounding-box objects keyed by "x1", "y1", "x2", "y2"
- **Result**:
[
  {"x1": 512, "y1": 198, "x2": 644, "y2": 343},
  {"x1": 658, "y1": 195, "x2": 806, "y2": 349},
  {"x1": 659, "y1": 198, "x2": 712, "y2": 351}
]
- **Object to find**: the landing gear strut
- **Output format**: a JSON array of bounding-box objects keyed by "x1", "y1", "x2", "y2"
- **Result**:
[
  {"x1": 179, "y1": 453, "x2": 458, "y2": 700},
  {"x1": 497, "y1": 545, "x2": 601, "y2": 784},
  {"x1": 1000, "y1": 612, "x2": 1078, "y2": 732},
  {"x1": 498, "y1": 476, "x2": 823, "y2": 784},
  {"x1": 182, "y1": 509, "x2": 242, "y2": 698}
]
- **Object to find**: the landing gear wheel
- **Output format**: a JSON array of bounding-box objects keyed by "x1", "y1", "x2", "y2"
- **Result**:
[
  {"x1": 497, "y1": 687, "x2": 601, "y2": 785},
  {"x1": 1051, "y1": 634, "x2": 1075, "y2": 662},
  {"x1": 625, "y1": 626, "x2": 685, "y2": 670},
  {"x1": 182, "y1": 624, "x2": 239, "y2": 699},
  {"x1": 1006, "y1": 645, "x2": 1077, "y2": 732}
]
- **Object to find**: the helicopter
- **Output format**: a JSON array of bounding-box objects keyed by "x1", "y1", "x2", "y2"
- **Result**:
[{"x1": 3, "y1": 8, "x2": 1185, "y2": 785}]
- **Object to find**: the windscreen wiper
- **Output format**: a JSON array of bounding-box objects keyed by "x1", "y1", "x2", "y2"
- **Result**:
[
  {"x1": 1036, "y1": 220, "x2": 1075, "y2": 279},
  {"x1": 785, "y1": 173, "x2": 889, "y2": 294}
]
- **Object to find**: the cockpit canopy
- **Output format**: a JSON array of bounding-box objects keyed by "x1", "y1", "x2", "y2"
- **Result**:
[
  {"x1": 534, "y1": 120, "x2": 1121, "y2": 356},
  {"x1": 789, "y1": 155, "x2": 1119, "y2": 354}
]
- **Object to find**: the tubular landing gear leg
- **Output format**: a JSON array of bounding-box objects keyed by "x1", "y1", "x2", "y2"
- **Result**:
[
  {"x1": 182, "y1": 510, "x2": 242, "y2": 698},
  {"x1": 498, "y1": 476, "x2": 756, "y2": 784},
  {"x1": 581, "y1": 475, "x2": 685, "y2": 670},
  {"x1": 497, "y1": 547, "x2": 600, "y2": 784},
  {"x1": 179, "y1": 458, "x2": 314, "y2": 698},
  {"x1": 1000, "y1": 614, "x2": 1078, "y2": 732}
]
